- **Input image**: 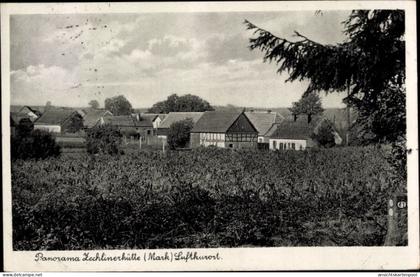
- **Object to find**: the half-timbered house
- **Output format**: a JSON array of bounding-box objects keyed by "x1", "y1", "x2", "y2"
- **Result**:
[{"x1": 190, "y1": 111, "x2": 258, "y2": 149}]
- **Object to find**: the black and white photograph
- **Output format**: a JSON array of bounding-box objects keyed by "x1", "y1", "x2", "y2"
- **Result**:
[{"x1": 1, "y1": 1, "x2": 418, "y2": 271}]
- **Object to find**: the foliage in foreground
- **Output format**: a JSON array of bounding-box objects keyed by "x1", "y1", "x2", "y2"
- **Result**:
[
  {"x1": 11, "y1": 129, "x2": 61, "y2": 160},
  {"x1": 86, "y1": 125, "x2": 123, "y2": 155},
  {"x1": 167, "y1": 118, "x2": 194, "y2": 150},
  {"x1": 12, "y1": 147, "x2": 406, "y2": 250}
]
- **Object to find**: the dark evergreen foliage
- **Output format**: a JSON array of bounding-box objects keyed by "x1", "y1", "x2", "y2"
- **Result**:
[{"x1": 245, "y1": 10, "x2": 405, "y2": 144}]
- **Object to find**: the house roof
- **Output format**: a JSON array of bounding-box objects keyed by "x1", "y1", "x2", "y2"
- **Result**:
[
  {"x1": 103, "y1": 115, "x2": 153, "y2": 127},
  {"x1": 267, "y1": 116, "x2": 325, "y2": 140},
  {"x1": 191, "y1": 111, "x2": 246, "y2": 133},
  {"x1": 83, "y1": 109, "x2": 112, "y2": 128},
  {"x1": 159, "y1": 112, "x2": 203, "y2": 129},
  {"x1": 244, "y1": 111, "x2": 284, "y2": 136},
  {"x1": 141, "y1": 113, "x2": 167, "y2": 122},
  {"x1": 11, "y1": 112, "x2": 31, "y2": 124},
  {"x1": 34, "y1": 109, "x2": 79, "y2": 125},
  {"x1": 19, "y1": 105, "x2": 42, "y2": 116}
]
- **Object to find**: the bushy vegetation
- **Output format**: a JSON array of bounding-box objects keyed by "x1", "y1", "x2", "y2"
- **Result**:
[
  {"x1": 167, "y1": 119, "x2": 194, "y2": 150},
  {"x1": 86, "y1": 125, "x2": 123, "y2": 155},
  {"x1": 12, "y1": 146, "x2": 406, "y2": 250},
  {"x1": 11, "y1": 129, "x2": 61, "y2": 160}
]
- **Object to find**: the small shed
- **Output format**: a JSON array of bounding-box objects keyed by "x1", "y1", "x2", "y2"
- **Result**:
[{"x1": 190, "y1": 111, "x2": 258, "y2": 149}]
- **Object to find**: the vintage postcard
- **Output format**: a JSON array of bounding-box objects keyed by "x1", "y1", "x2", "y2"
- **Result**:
[{"x1": 1, "y1": 1, "x2": 419, "y2": 271}]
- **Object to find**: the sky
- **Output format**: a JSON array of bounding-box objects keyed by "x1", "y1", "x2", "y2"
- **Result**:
[{"x1": 10, "y1": 11, "x2": 351, "y2": 109}]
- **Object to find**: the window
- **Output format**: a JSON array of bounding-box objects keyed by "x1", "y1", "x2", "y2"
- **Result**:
[
  {"x1": 279, "y1": 143, "x2": 283, "y2": 150},
  {"x1": 300, "y1": 145, "x2": 303, "y2": 150},
  {"x1": 229, "y1": 144, "x2": 233, "y2": 148},
  {"x1": 258, "y1": 137, "x2": 263, "y2": 143},
  {"x1": 147, "y1": 130, "x2": 151, "y2": 135},
  {"x1": 273, "y1": 141, "x2": 277, "y2": 149},
  {"x1": 292, "y1": 143, "x2": 295, "y2": 150}
]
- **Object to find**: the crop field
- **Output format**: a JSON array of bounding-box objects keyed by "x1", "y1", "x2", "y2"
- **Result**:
[{"x1": 12, "y1": 146, "x2": 406, "y2": 250}]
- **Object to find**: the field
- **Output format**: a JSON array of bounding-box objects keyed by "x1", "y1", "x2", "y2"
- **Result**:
[{"x1": 12, "y1": 146, "x2": 406, "y2": 250}]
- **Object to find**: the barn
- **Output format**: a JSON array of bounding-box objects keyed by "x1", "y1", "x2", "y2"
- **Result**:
[
  {"x1": 190, "y1": 111, "x2": 258, "y2": 149},
  {"x1": 34, "y1": 109, "x2": 84, "y2": 133},
  {"x1": 157, "y1": 112, "x2": 203, "y2": 139},
  {"x1": 266, "y1": 115, "x2": 343, "y2": 151}
]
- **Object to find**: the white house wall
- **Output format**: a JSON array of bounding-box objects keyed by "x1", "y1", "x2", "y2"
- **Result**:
[
  {"x1": 269, "y1": 138, "x2": 307, "y2": 150},
  {"x1": 200, "y1": 133, "x2": 226, "y2": 148},
  {"x1": 34, "y1": 125, "x2": 61, "y2": 133},
  {"x1": 153, "y1": 117, "x2": 162, "y2": 129}
]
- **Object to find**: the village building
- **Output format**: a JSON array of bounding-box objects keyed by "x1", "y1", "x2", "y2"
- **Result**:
[
  {"x1": 266, "y1": 115, "x2": 343, "y2": 151},
  {"x1": 101, "y1": 114, "x2": 154, "y2": 140},
  {"x1": 141, "y1": 113, "x2": 167, "y2": 135},
  {"x1": 157, "y1": 112, "x2": 203, "y2": 139},
  {"x1": 244, "y1": 111, "x2": 284, "y2": 143},
  {"x1": 190, "y1": 111, "x2": 258, "y2": 149},
  {"x1": 17, "y1": 106, "x2": 42, "y2": 122},
  {"x1": 82, "y1": 109, "x2": 113, "y2": 129},
  {"x1": 34, "y1": 109, "x2": 84, "y2": 133}
]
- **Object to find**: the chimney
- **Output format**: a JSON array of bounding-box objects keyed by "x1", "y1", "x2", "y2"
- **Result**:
[
  {"x1": 293, "y1": 114, "x2": 297, "y2": 122},
  {"x1": 307, "y1": 114, "x2": 312, "y2": 123}
]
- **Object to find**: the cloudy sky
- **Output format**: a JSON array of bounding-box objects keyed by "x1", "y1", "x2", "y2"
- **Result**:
[{"x1": 10, "y1": 11, "x2": 351, "y2": 109}]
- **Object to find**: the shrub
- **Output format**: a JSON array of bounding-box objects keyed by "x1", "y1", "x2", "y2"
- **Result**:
[
  {"x1": 86, "y1": 124, "x2": 123, "y2": 155},
  {"x1": 167, "y1": 119, "x2": 194, "y2": 150},
  {"x1": 312, "y1": 121, "x2": 336, "y2": 147},
  {"x1": 11, "y1": 129, "x2": 61, "y2": 160}
]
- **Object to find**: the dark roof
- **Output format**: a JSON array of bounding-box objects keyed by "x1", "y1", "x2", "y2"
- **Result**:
[
  {"x1": 83, "y1": 109, "x2": 112, "y2": 128},
  {"x1": 191, "y1": 111, "x2": 244, "y2": 133},
  {"x1": 34, "y1": 109, "x2": 79, "y2": 125},
  {"x1": 141, "y1": 114, "x2": 159, "y2": 122},
  {"x1": 267, "y1": 116, "x2": 325, "y2": 140},
  {"x1": 159, "y1": 112, "x2": 203, "y2": 129},
  {"x1": 103, "y1": 115, "x2": 153, "y2": 127},
  {"x1": 245, "y1": 111, "x2": 284, "y2": 136}
]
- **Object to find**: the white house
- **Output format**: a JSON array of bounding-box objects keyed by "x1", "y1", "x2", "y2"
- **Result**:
[{"x1": 266, "y1": 115, "x2": 342, "y2": 151}]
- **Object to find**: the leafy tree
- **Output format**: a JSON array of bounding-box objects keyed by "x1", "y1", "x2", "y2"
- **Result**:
[
  {"x1": 245, "y1": 10, "x2": 405, "y2": 144},
  {"x1": 104, "y1": 95, "x2": 133, "y2": 116},
  {"x1": 311, "y1": 121, "x2": 335, "y2": 148},
  {"x1": 88, "y1": 100, "x2": 100, "y2": 109},
  {"x1": 167, "y1": 118, "x2": 194, "y2": 150},
  {"x1": 289, "y1": 93, "x2": 324, "y2": 121},
  {"x1": 149, "y1": 94, "x2": 214, "y2": 113},
  {"x1": 11, "y1": 129, "x2": 61, "y2": 160},
  {"x1": 86, "y1": 125, "x2": 123, "y2": 155}
]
